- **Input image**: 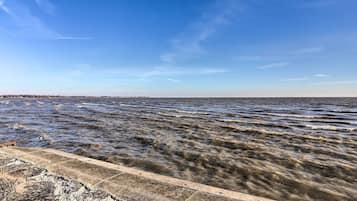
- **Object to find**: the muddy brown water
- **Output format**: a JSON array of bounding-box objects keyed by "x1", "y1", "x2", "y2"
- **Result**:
[{"x1": 0, "y1": 97, "x2": 356, "y2": 201}]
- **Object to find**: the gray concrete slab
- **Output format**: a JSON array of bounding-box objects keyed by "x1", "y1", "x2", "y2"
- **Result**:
[
  {"x1": 101, "y1": 173, "x2": 195, "y2": 201},
  {"x1": 0, "y1": 147, "x2": 275, "y2": 201},
  {"x1": 0, "y1": 153, "x2": 119, "y2": 201},
  {"x1": 187, "y1": 192, "x2": 244, "y2": 201}
]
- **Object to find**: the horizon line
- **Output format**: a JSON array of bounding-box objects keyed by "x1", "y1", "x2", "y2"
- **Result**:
[{"x1": 1, "y1": 94, "x2": 356, "y2": 98}]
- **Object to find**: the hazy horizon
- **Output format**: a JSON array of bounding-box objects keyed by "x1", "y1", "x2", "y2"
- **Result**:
[
  {"x1": 1, "y1": 0, "x2": 357, "y2": 96},
  {"x1": 1, "y1": 94, "x2": 357, "y2": 98}
]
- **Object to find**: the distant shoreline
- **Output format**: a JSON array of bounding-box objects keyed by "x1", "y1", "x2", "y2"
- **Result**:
[
  {"x1": 0, "y1": 95, "x2": 356, "y2": 99},
  {"x1": 0, "y1": 95, "x2": 149, "y2": 98}
]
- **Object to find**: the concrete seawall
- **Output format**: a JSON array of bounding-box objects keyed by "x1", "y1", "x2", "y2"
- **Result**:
[{"x1": 0, "y1": 147, "x2": 274, "y2": 201}]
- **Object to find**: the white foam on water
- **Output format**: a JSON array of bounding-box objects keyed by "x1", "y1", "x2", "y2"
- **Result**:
[
  {"x1": 173, "y1": 109, "x2": 210, "y2": 115},
  {"x1": 55, "y1": 104, "x2": 64, "y2": 111},
  {"x1": 9, "y1": 123, "x2": 26, "y2": 130},
  {"x1": 0, "y1": 100, "x2": 10, "y2": 105},
  {"x1": 119, "y1": 103, "x2": 140, "y2": 108},
  {"x1": 305, "y1": 124, "x2": 356, "y2": 132},
  {"x1": 266, "y1": 112, "x2": 317, "y2": 119}
]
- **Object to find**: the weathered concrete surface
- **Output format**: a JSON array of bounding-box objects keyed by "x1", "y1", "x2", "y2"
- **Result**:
[
  {"x1": 0, "y1": 147, "x2": 275, "y2": 201},
  {"x1": 0, "y1": 154, "x2": 118, "y2": 201}
]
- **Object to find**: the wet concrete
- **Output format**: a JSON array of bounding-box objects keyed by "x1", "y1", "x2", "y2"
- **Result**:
[{"x1": 0, "y1": 147, "x2": 273, "y2": 201}]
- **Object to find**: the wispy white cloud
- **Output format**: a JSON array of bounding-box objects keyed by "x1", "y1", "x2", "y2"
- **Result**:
[
  {"x1": 35, "y1": 0, "x2": 55, "y2": 15},
  {"x1": 167, "y1": 78, "x2": 181, "y2": 83},
  {"x1": 160, "y1": 0, "x2": 240, "y2": 64},
  {"x1": 279, "y1": 74, "x2": 330, "y2": 82},
  {"x1": 237, "y1": 46, "x2": 324, "y2": 64},
  {"x1": 313, "y1": 80, "x2": 357, "y2": 86},
  {"x1": 140, "y1": 66, "x2": 227, "y2": 77},
  {"x1": 257, "y1": 62, "x2": 290, "y2": 69},
  {"x1": 155, "y1": 1, "x2": 235, "y2": 79},
  {"x1": 280, "y1": 77, "x2": 308, "y2": 82},
  {"x1": 0, "y1": 1, "x2": 58, "y2": 38},
  {"x1": 0, "y1": 0, "x2": 10, "y2": 15},
  {"x1": 55, "y1": 36, "x2": 93, "y2": 40},
  {"x1": 314, "y1": 73, "x2": 329, "y2": 78},
  {"x1": 66, "y1": 64, "x2": 227, "y2": 79},
  {"x1": 0, "y1": 0, "x2": 90, "y2": 40},
  {"x1": 294, "y1": 47, "x2": 324, "y2": 54}
]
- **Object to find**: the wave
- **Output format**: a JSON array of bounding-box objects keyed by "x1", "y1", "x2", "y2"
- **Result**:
[
  {"x1": 265, "y1": 113, "x2": 357, "y2": 123},
  {"x1": 173, "y1": 109, "x2": 210, "y2": 115},
  {"x1": 305, "y1": 124, "x2": 356, "y2": 132},
  {"x1": 8, "y1": 123, "x2": 26, "y2": 130},
  {"x1": 36, "y1": 101, "x2": 45, "y2": 105},
  {"x1": 307, "y1": 119, "x2": 357, "y2": 125},
  {"x1": 265, "y1": 112, "x2": 317, "y2": 119},
  {"x1": 77, "y1": 102, "x2": 110, "y2": 107},
  {"x1": 119, "y1": 103, "x2": 211, "y2": 115},
  {"x1": 219, "y1": 124, "x2": 286, "y2": 136},
  {"x1": 217, "y1": 118, "x2": 291, "y2": 129},
  {"x1": 54, "y1": 104, "x2": 63, "y2": 111},
  {"x1": 119, "y1": 103, "x2": 140, "y2": 108},
  {"x1": 77, "y1": 102, "x2": 119, "y2": 113},
  {"x1": 158, "y1": 112, "x2": 205, "y2": 119},
  {"x1": 24, "y1": 102, "x2": 32, "y2": 106},
  {"x1": 325, "y1": 110, "x2": 357, "y2": 114},
  {"x1": 0, "y1": 100, "x2": 10, "y2": 105},
  {"x1": 119, "y1": 103, "x2": 156, "y2": 109}
]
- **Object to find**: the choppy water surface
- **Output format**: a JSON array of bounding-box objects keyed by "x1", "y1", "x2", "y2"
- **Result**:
[{"x1": 0, "y1": 97, "x2": 356, "y2": 201}]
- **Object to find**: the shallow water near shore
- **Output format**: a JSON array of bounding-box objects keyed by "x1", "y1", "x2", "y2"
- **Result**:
[{"x1": 0, "y1": 97, "x2": 356, "y2": 201}]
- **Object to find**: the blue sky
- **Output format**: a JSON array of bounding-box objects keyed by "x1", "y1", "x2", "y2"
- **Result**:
[{"x1": 0, "y1": 0, "x2": 356, "y2": 97}]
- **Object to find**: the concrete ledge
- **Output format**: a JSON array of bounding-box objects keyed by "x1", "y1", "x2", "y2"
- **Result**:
[{"x1": 0, "y1": 147, "x2": 274, "y2": 201}]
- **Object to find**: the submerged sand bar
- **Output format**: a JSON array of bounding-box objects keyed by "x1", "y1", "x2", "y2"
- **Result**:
[{"x1": 0, "y1": 147, "x2": 274, "y2": 201}]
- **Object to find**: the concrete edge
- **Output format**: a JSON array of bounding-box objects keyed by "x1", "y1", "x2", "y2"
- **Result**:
[{"x1": 0, "y1": 147, "x2": 275, "y2": 201}]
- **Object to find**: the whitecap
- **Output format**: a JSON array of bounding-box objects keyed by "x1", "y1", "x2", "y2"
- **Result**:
[
  {"x1": 266, "y1": 113, "x2": 317, "y2": 119},
  {"x1": 55, "y1": 104, "x2": 63, "y2": 111},
  {"x1": 10, "y1": 123, "x2": 26, "y2": 130},
  {"x1": 305, "y1": 124, "x2": 356, "y2": 132},
  {"x1": 0, "y1": 100, "x2": 10, "y2": 105}
]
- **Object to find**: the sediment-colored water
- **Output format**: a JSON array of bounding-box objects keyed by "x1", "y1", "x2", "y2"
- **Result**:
[{"x1": 0, "y1": 97, "x2": 356, "y2": 201}]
